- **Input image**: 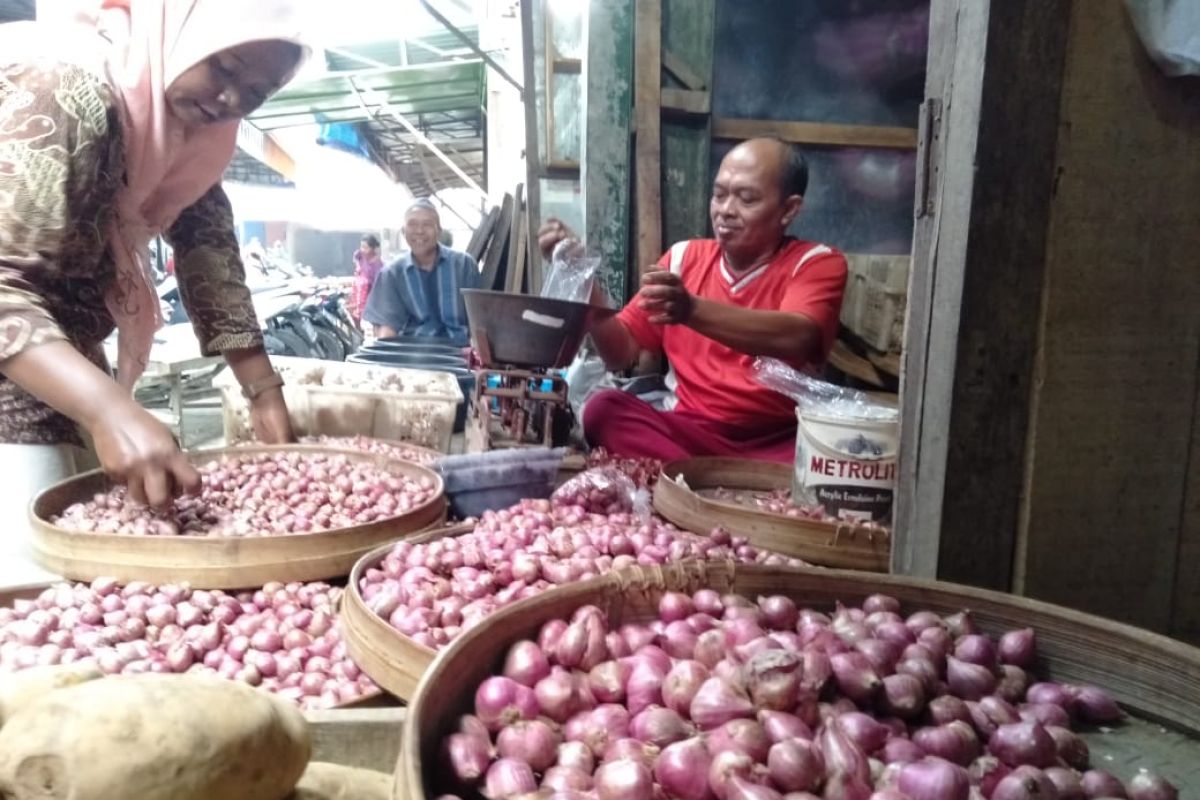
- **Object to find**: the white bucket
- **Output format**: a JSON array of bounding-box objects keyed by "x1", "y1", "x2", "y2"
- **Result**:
[{"x1": 794, "y1": 409, "x2": 899, "y2": 524}]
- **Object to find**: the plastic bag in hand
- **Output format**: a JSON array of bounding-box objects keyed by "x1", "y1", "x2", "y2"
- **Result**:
[{"x1": 541, "y1": 240, "x2": 602, "y2": 303}]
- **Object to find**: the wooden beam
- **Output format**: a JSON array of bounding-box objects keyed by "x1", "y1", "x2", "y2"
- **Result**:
[
  {"x1": 662, "y1": 48, "x2": 706, "y2": 90},
  {"x1": 505, "y1": 184, "x2": 527, "y2": 293},
  {"x1": 661, "y1": 88, "x2": 710, "y2": 116},
  {"x1": 659, "y1": 0, "x2": 714, "y2": 250},
  {"x1": 895, "y1": 0, "x2": 1073, "y2": 590},
  {"x1": 634, "y1": 0, "x2": 663, "y2": 274},
  {"x1": 480, "y1": 191, "x2": 514, "y2": 291},
  {"x1": 519, "y1": 0, "x2": 542, "y2": 256},
  {"x1": 713, "y1": 118, "x2": 918, "y2": 150},
  {"x1": 466, "y1": 204, "x2": 500, "y2": 262},
  {"x1": 418, "y1": 0, "x2": 525, "y2": 96},
  {"x1": 584, "y1": 0, "x2": 635, "y2": 304}
]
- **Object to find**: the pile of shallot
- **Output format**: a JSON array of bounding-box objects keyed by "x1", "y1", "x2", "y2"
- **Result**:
[
  {"x1": 300, "y1": 435, "x2": 438, "y2": 464},
  {"x1": 0, "y1": 578, "x2": 375, "y2": 711},
  {"x1": 51, "y1": 451, "x2": 437, "y2": 536},
  {"x1": 586, "y1": 449, "x2": 663, "y2": 489},
  {"x1": 702, "y1": 488, "x2": 831, "y2": 521},
  {"x1": 438, "y1": 592, "x2": 1179, "y2": 800},
  {"x1": 359, "y1": 498, "x2": 807, "y2": 652}
]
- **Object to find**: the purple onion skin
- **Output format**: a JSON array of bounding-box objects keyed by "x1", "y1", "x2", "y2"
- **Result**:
[
  {"x1": 1126, "y1": 772, "x2": 1178, "y2": 800},
  {"x1": 988, "y1": 722, "x2": 1056, "y2": 769},
  {"x1": 1080, "y1": 769, "x2": 1128, "y2": 799},
  {"x1": 655, "y1": 737, "x2": 714, "y2": 800},
  {"x1": 1044, "y1": 766, "x2": 1086, "y2": 800},
  {"x1": 897, "y1": 757, "x2": 971, "y2": 800},
  {"x1": 991, "y1": 768, "x2": 1057, "y2": 800}
]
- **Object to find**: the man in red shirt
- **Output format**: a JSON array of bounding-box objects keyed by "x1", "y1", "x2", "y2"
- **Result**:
[{"x1": 538, "y1": 137, "x2": 847, "y2": 463}]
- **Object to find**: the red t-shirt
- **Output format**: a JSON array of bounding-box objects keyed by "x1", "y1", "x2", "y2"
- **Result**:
[{"x1": 617, "y1": 238, "x2": 847, "y2": 426}]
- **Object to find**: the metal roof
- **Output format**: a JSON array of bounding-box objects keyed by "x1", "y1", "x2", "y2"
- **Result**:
[{"x1": 246, "y1": 29, "x2": 488, "y2": 197}]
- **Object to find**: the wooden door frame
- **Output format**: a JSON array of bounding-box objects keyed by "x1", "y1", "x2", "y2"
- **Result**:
[{"x1": 894, "y1": 0, "x2": 1073, "y2": 588}]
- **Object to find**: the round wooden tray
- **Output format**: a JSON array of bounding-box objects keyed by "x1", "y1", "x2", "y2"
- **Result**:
[
  {"x1": 28, "y1": 445, "x2": 448, "y2": 590},
  {"x1": 398, "y1": 561, "x2": 1200, "y2": 799},
  {"x1": 339, "y1": 523, "x2": 475, "y2": 702},
  {"x1": 654, "y1": 457, "x2": 890, "y2": 572}
]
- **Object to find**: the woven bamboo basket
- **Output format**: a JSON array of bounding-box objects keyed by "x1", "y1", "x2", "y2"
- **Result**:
[
  {"x1": 28, "y1": 445, "x2": 447, "y2": 589},
  {"x1": 397, "y1": 561, "x2": 1200, "y2": 799},
  {"x1": 654, "y1": 458, "x2": 890, "y2": 571},
  {"x1": 338, "y1": 523, "x2": 475, "y2": 702}
]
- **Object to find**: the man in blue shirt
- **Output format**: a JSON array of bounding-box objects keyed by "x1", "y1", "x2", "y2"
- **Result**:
[{"x1": 363, "y1": 199, "x2": 481, "y2": 345}]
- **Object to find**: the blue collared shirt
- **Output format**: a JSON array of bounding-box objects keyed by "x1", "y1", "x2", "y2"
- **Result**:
[{"x1": 362, "y1": 245, "x2": 481, "y2": 345}]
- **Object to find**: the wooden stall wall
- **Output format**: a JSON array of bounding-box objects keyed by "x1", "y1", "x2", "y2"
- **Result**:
[{"x1": 1014, "y1": 1, "x2": 1200, "y2": 637}]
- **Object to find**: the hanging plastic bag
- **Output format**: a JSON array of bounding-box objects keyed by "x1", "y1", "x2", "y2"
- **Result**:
[
  {"x1": 1125, "y1": 0, "x2": 1200, "y2": 77},
  {"x1": 754, "y1": 358, "x2": 899, "y2": 524},
  {"x1": 541, "y1": 239, "x2": 602, "y2": 303}
]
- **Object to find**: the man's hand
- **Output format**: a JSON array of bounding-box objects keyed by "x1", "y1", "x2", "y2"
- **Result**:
[
  {"x1": 250, "y1": 388, "x2": 296, "y2": 444},
  {"x1": 536, "y1": 218, "x2": 579, "y2": 262},
  {"x1": 90, "y1": 401, "x2": 201, "y2": 509},
  {"x1": 637, "y1": 269, "x2": 695, "y2": 325}
]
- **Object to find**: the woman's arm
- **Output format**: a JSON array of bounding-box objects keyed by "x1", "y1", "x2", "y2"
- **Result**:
[
  {"x1": 166, "y1": 186, "x2": 294, "y2": 443},
  {"x1": 0, "y1": 63, "x2": 200, "y2": 504}
]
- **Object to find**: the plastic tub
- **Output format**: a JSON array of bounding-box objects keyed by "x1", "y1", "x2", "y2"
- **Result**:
[{"x1": 438, "y1": 449, "x2": 565, "y2": 518}]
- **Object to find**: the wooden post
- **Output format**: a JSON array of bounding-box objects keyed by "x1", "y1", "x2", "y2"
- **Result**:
[
  {"x1": 633, "y1": 0, "x2": 663, "y2": 276},
  {"x1": 584, "y1": 0, "x2": 635, "y2": 303},
  {"x1": 895, "y1": 0, "x2": 1072, "y2": 588},
  {"x1": 660, "y1": 0, "x2": 715, "y2": 249}
]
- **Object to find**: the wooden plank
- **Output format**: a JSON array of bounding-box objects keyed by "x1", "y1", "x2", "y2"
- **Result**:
[
  {"x1": 662, "y1": 47, "x2": 706, "y2": 90},
  {"x1": 511, "y1": 196, "x2": 529, "y2": 294},
  {"x1": 868, "y1": 350, "x2": 902, "y2": 380},
  {"x1": 660, "y1": 0, "x2": 714, "y2": 249},
  {"x1": 829, "y1": 340, "x2": 885, "y2": 388},
  {"x1": 518, "y1": 0, "x2": 541, "y2": 266},
  {"x1": 479, "y1": 192, "x2": 514, "y2": 291},
  {"x1": 713, "y1": 117, "x2": 918, "y2": 150},
  {"x1": 661, "y1": 88, "x2": 710, "y2": 115},
  {"x1": 505, "y1": 184, "x2": 526, "y2": 293},
  {"x1": 1017, "y1": 0, "x2": 1200, "y2": 631},
  {"x1": 931, "y1": 3, "x2": 1072, "y2": 594},
  {"x1": 465, "y1": 205, "x2": 499, "y2": 262},
  {"x1": 584, "y1": 0, "x2": 635, "y2": 304},
  {"x1": 633, "y1": 0, "x2": 663, "y2": 274},
  {"x1": 1174, "y1": 362, "x2": 1200, "y2": 645}
]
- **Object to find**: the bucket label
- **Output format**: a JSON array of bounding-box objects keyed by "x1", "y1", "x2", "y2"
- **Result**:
[{"x1": 795, "y1": 415, "x2": 898, "y2": 524}]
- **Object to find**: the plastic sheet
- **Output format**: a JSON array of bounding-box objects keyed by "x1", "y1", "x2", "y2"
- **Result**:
[
  {"x1": 552, "y1": 466, "x2": 652, "y2": 520},
  {"x1": 752, "y1": 358, "x2": 898, "y2": 422}
]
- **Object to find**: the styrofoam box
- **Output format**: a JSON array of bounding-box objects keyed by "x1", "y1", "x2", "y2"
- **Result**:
[
  {"x1": 841, "y1": 254, "x2": 910, "y2": 353},
  {"x1": 215, "y1": 356, "x2": 463, "y2": 452}
]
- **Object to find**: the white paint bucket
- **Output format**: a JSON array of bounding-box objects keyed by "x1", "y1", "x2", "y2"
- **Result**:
[{"x1": 794, "y1": 409, "x2": 899, "y2": 523}]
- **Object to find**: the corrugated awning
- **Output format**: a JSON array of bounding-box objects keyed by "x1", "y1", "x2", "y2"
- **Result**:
[{"x1": 246, "y1": 60, "x2": 486, "y2": 197}]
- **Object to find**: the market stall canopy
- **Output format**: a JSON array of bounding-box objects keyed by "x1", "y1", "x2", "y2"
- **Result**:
[{"x1": 246, "y1": 58, "x2": 486, "y2": 198}]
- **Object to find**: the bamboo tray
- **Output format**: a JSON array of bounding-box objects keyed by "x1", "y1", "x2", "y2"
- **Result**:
[
  {"x1": 28, "y1": 445, "x2": 448, "y2": 590},
  {"x1": 339, "y1": 523, "x2": 475, "y2": 702},
  {"x1": 398, "y1": 561, "x2": 1200, "y2": 799},
  {"x1": 654, "y1": 457, "x2": 890, "y2": 572}
]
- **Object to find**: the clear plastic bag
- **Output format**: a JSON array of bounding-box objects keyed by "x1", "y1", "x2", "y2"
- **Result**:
[
  {"x1": 541, "y1": 239, "x2": 602, "y2": 303},
  {"x1": 752, "y1": 357, "x2": 899, "y2": 422},
  {"x1": 552, "y1": 466, "x2": 652, "y2": 520}
]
